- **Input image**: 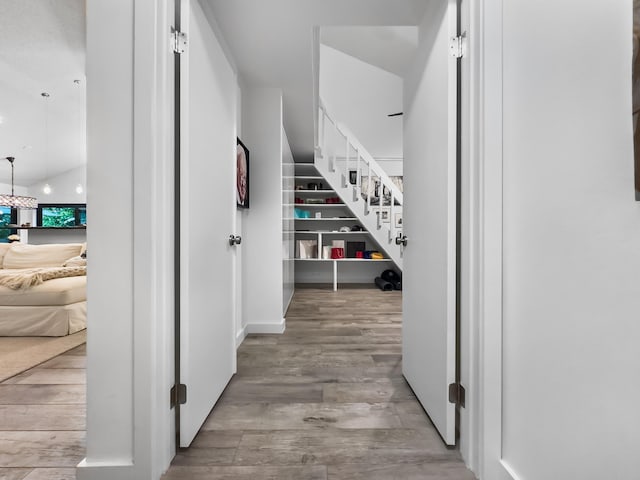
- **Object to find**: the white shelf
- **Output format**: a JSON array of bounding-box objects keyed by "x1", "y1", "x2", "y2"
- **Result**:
[
  {"x1": 290, "y1": 204, "x2": 346, "y2": 207},
  {"x1": 294, "y1": 217, "x2": 358, "y2": 221},
  {"x1": 295, "y1": 230, "x2": 370, "y2": 234},
  {"x1": 294, "y1": 176, "x2": 324, "y2": 180},
  {"x1": 295, "y1": 258, "x2": 391, "y2": 262},
  {"x1": 286, "y1": 189, "x2": 336, "y2": 193}
]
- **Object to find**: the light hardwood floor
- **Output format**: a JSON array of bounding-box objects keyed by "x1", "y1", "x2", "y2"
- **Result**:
[
  {"x1": 0, "y1": 344, "x2": 86, "y2": 480},
  {"x1": 164, "y1": 287, "x2": 475, "y2": 480},
  {"x1": 0, "y1": 287, "x2": 475, "y2": 480}
]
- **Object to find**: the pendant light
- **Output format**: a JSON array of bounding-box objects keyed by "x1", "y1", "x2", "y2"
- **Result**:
[
  {"x1": 42, "y1": 92, "x2": 52, "y2": 195},
  {"x1": 0, "y1": 157, "x2": 38, "y2": 209},
  {"x1": 74, "y1": 79, "x2": 84, "y2": 196}
]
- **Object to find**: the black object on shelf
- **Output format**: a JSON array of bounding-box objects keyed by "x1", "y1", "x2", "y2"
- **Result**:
[{"x1": 347, "y1": 241, "x2": 366, "y2": 258}]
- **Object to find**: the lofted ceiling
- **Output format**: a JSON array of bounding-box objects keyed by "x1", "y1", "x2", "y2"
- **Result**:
[
  {"x1": 0, "y1": 0, "x2": 425, "y2": 187},
  {"x1": 206, "y1": 0, "x2": 428, "y2": 162},
  {"x1": 321, "y1": 26, "x2": 418, "y2": 77},
  {"x1": 0, "y1": 0, "x2": 86, "y2": 187}
]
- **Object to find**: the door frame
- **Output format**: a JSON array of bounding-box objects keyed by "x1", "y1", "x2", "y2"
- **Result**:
[
  {"x1": 79, "y1": 0, "x2": 177, "y2": 478},
  {"x1": 469, "y1": 0, "x2": 517, "y2": 478}
]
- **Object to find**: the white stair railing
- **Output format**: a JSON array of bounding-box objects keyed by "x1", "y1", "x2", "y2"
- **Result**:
[{"x1": 316, "y1": 100, "x2": 403, "y2": 269}]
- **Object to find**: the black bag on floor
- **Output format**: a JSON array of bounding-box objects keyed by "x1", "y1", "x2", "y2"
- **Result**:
[
  {"x1": 374, "y1": 277, "x2": 394, "y2": 291},
  {"x1": 381, "y1": 269, "x2": 402, "y2": 290}
]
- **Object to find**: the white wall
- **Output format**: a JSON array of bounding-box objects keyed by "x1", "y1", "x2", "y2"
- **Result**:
[
  {"x1": 242, "y1": 87, "x2": 285, "y2": 333},
  {"x1": 495, "y1": 1, "x2": 640, "y2": 479},
  {"x1": 235, "y1": 83, "x2": 245, "y2": 346},
  {"x1": 320, "y1": 44, "x2": 403, "y2": 159},
  {"x1": 28, "y1": 165, "x2": 86, "y2": 203},
  {"x1": 282, "y1": 127, "x2": 295, "y2": 313}
]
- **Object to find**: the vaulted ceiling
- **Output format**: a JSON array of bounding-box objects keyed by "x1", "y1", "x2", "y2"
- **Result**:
[
  {"x1": 0, "y1": 0, "x2": 86, "y2": 186},
  {"x1": 0, "y1": 0, "x2": 426, "y2": 186},
  {"x1": 206, "y1": 0, "x2": 427, "y2": 162}
]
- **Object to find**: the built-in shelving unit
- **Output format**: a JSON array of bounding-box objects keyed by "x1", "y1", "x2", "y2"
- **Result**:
[{"x1": 293, "y1": 163, "x2": 389, "y2": 289}]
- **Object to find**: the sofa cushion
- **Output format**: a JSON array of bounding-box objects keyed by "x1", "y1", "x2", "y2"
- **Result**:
[
  {"x1": 2, "y1": 243, "x2": 84, "y2": 269},
  {"x1": 0, "y1": 275, "x2": 86, "y2": 306},
  {"x1": 0, "y1": 244, "x2": 11, "y2": 268},
  {"x1": 63, "y1": 255, "x2": 87, "y2": 267}
]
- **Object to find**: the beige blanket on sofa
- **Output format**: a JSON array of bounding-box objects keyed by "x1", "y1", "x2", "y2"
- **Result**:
[{"x1": 0, "y1": 266, "x2": 87, "y2": 290}]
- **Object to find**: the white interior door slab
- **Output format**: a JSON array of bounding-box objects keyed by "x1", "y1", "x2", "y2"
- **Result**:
[
  {"x1": 402, "y1": 0, "x2": 458, "y2": 446},
  {"x1": 179, "y1": 0, "x2": 236, "y2": 447}
]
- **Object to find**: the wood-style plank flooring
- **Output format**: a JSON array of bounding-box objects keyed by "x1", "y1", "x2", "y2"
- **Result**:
[
  {"x1": 163, "y1": 287, "x2": 475, "y2": 480},
  {"x1": 0, "y1": 344, "x2": 86, "y2": 480}
]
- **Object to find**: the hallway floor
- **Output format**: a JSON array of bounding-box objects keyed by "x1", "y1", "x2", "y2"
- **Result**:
[
  {"x1": 0, "y1": 343, "x2": 85, "y2": 480},
  {"x1": 163, "y1": 287, "x2": 474, "y2": 480}
]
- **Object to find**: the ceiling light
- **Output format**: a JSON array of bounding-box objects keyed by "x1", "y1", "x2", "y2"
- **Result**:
[
  {"x1": 43, "y1": 183, "x2": 52, "y2": 195},
  {"x1": 75, "y1": 184, "x2": 83, "y2": 194},
  {"x1": 0, "y1": 157, "x2": 38, "y2": 209}
]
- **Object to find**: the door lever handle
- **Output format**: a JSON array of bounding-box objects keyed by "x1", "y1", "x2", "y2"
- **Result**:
[
  {"x1": 229, "y1": 235, "x2": 242, "y2": 246},
  {"x1": 395, "y1": 233, "x2": 408, "y2": 247}
]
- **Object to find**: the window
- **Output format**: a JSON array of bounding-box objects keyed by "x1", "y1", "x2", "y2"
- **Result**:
[
  {"x1": 37, "y1": 204, "x2": 86, "y2": 227},
  {"x1": 0, "y1": 207, "x2": 17, "y2": 243}
]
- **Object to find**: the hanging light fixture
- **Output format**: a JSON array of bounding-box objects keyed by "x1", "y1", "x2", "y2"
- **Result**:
[
  {"x1": 0, "y1": 157, "x2": 38, "y2": 209},
  {"x1": 41, "y1": 92, "x2": 52, "y2": 195},
  {"x1": 74, "y1": 79, "x2": 84, "y2": 196}
]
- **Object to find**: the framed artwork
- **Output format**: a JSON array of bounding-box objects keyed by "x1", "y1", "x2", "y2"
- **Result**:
[
  {"x1": 395, "y1": 212, "x2": 403, "y2": 228},
  {"x1": 378, "y1": 208, "x2": 390, "y2": 223},
  {"x1": 349, "y1": 170, "x2": 357, "y2": 185},
  {"x1": 236, "y1": 138, "x2": 250, "y2": 209}
]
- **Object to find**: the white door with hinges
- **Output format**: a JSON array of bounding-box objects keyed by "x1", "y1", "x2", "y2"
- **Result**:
[
  {"x1": 178, "y1": 0, "x2": 237, "y2": 447},
  {"x1": 402, "y1": 0, "x2": 459, "y2": 445}
]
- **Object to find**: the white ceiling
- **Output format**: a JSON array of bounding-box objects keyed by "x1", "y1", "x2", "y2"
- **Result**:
[
  {"x1": 321, "y1": 26, "x2": 418, "y2": 77},
  {"x1": 0, "y1": 0, "x2": 86, "y2": 187},
  {"x1": 0, "y1": 0, "x2": 425, "y2": 187},
  {"x1": 206, "y1": 0, "x2": 428, "y2": 162}
]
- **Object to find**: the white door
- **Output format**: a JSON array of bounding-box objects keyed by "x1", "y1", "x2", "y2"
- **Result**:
[
  {"x1": 402, "y1": 0, "x2": 458, "y2": 445},
  {"x1": 179, "y1": 0, "x2": 237, "y2": 447}
]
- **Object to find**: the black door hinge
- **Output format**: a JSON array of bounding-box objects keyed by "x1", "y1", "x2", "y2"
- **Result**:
[
  {"x1": 448, "y1": 382, "x2": 466, "y2": 408},
  {"x1": 170, "y1": 383, "x2": 187, "y2": 408}
]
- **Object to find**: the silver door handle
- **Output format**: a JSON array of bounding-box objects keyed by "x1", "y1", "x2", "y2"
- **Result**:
[
  {"x1": 395, "y1": 233, "x2": 408, "y2": 246},
  {"x1": 229, "y1": 235, "x2": 242, "y2": 246}
]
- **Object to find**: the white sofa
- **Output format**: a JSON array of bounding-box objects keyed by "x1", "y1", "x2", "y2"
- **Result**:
[{"x1": 0, "y1": 242, "x2": 86, "y2": 336}]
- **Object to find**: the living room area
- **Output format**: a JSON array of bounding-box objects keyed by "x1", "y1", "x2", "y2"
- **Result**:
[{"x1": 0, "y1": 2, "x2": 88, "y2": 475}]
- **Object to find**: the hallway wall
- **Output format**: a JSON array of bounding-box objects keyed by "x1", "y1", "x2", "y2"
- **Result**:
[
  {"x1": 319, "y1": 44, "x2": 403, "y2": 160},
  {"x1": 241, "y1": 87, "x2": 286, "y2": 333},
  {"x1": 498, "y1": 1, "x2": 640, "y2": 478}
]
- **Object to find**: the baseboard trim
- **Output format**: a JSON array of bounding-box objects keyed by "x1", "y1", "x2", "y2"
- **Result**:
[
  {"x1": 283, "y1": 291, "x2": 294, "y2": 316},
  {"x1": 76, "y1": 459, "x2": 134, "y2": 480},
  {"x1": 245, "y1": 318, "x2": 286, "y2": 334},
  {"x1": 235, "y1": 326, "x2": 247, "y2": 348},
  {"x1": 500, "y1": 460, "x2": 521, "y2": 480}
]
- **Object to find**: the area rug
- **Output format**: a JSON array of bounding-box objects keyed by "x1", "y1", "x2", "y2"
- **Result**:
[{"x1": 0, "y1": 329, "x2": 86, "y2": 383}]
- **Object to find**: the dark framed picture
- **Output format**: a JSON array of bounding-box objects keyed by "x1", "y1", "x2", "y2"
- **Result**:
[
  {"x1": 236, "y1": 138, "x2": 250, "y2": 209},
  {"x1": 395, "y1": 212, "x2": 403, "y2": 228},
  {"x1": 349, "y1": 170, "x2": 357, "y2": 185}
]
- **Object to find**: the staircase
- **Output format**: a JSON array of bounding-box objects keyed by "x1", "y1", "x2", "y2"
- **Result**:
[{"x1": 315, "y1": 101, "x2": 404, "y2": 269}]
